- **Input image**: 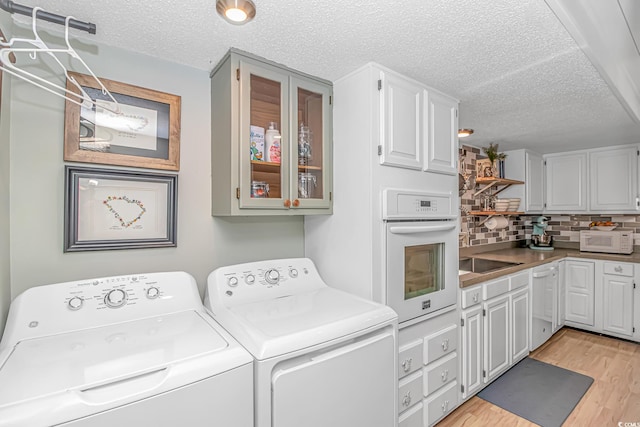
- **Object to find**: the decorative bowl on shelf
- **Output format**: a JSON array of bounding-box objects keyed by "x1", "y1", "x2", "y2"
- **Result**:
[
  {"x1": 507, "y1": 198, "x2": 521, "y2": 211},
  {"x1": 494, "y1": 199, "x2": 510, "y2": 212}
]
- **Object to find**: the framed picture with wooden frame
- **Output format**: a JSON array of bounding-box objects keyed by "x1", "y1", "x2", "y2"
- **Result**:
[{"x1": 64, "y1": 72, "x2": 181, "y2": 171}]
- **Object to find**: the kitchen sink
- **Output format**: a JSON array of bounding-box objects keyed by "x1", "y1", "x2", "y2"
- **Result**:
[{"x1": 459, "y1": 257, "x2": 521, "y2": 275}]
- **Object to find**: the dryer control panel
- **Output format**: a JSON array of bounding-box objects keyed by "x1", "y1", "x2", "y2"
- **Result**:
[{"x1": 205, "y1": 258, "x2": 327, "y2": 309}]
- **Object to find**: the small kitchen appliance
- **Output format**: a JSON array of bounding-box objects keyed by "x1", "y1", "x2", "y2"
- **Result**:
[
  {"x1": 530, "y1": 216, "x2": 554, "y2": 251},
  {"x1": 580, "y1": 229, "x2": 634, "y2": 254}
]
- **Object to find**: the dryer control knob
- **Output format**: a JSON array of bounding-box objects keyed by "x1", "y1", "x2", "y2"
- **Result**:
[
  {"x1": 289, "y1": 268, "x2": 298, "y2": 278},
  {"x1": 146, "y1": 286, "x2": 160, "y2": 299},
  {"x1": 265, "y1": 269, "x2": 280, "y2": 285},
  {"x1": 67, "y1": 296, "x2": 83, "y2": 311},
  {"x1": 245, "y1": 274, "x2": 256, "y2": 285},
  {"x1": 227, "y1": 276, "x2": 239, "y2": 287},
  {"x1": 105, "y1": 289, "x2": 128, "y2": 308}
]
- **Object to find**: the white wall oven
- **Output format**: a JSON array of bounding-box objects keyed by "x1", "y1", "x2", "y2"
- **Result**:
[{"x1": 384, "y1": 189, "x2": 457, "y2": 323}]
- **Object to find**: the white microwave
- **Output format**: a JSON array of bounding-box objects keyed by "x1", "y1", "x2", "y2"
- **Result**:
[{"x1": 579, "y1": 230, "x2": 634, "y2": 254}]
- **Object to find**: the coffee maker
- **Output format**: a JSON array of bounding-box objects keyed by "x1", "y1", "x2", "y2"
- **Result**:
[{"x1": 530, "y1": 216, "x2": 554, "y2": 251}]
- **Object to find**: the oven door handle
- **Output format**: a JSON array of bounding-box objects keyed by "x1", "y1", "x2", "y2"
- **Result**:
[{"x1": 388, "y1": 224, "x2": 457, "y2": 234}]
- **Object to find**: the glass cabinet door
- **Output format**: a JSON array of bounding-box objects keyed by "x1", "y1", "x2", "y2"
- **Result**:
[
  {"x1": 239, "y1": 61, "x2": 290, "y2": 209},
  {"x1": 290, "y1": 77, "x2": 332, "y2": 209}
]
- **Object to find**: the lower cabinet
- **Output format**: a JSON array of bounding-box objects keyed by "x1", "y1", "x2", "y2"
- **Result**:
[
  {"x1": 601, "y1": 261, "x2": 635, "y2": 338},
  {"x1": 565, "y1": 260, "x2": 595, "y2": 326},
  {"x1": 461, "y1": 271, "x2": 530, "y2": 400},
  {"x1": 398, "y1": 309, "x2": 459, "y2": 427}
]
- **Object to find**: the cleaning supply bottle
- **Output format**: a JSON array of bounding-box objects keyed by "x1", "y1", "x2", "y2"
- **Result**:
[{"x1": 264, "y1": 122, "x2": 281, "y2": 163}]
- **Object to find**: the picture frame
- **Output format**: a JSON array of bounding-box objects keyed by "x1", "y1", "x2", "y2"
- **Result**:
[
  {"x1": 64, "y1": 72, "x2": 181, "y2": 171},
  {"x1": 64, "y1": 166, "x2": 178, "y2": 252},
  {"x1": 476, "y1": 158, "x2": 495, "y2": 178}
]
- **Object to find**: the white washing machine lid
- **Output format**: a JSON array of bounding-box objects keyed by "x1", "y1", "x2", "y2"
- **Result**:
[
  {"x1": 214, "y1": 287, "x2": 397, "y2": 359},
  {"x1": 0, "y1": 310, "x2": 250, "y2": 412}
]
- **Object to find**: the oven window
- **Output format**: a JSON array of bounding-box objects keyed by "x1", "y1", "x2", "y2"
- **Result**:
[{"x1": 404, "y1": 243, "x2": 444, "y2": 300}]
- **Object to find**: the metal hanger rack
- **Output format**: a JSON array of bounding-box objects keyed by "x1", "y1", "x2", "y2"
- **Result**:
[
  {"x1": 0, "y1": 1, "x2": 120, "y2": 113},
  {"x1": 0, "y1": 0, "x2": 95, "y2": 34}
]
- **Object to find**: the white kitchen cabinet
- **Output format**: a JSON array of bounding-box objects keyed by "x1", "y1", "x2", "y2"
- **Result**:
[
  {"x1": 210, "y1": 48, "x2": 333, "y2": 216},
  {"x1": 425, "y1": 91, "x2": 458, "y2": 175},
  {"x1": 398, "y1": 309, "x2": 459, "y2": 427},
  {"x1": 565, "y1": 260, "x2": 595, "y2": 326},
  {"x1": 484, "y1": 294, "x2": 510, "y2": 382},
  {"x1": 501, "y1": 149, "x2": 544, "y2": 212},
  {"x1": 544, "y1": 152, "x2": 588, "y2": 212},
  {"x1": 379, "y1": 70, "x2": 424, "y2": 170},
  {"x1": 378, "y1": 66, "x2": 459, "y2": 175},
  {"x1": 602, "y1": 262, "x2": 635, "y2": 337},
  {"x1": 460, "y1": 271, "x2": 530, "y2": 401},
  {"x1": 510, "y1": 287, "x2": 530, "y2": 363},
  {"x1": 589, "y1": 146, "x2": 638, "y2": 211},
  {"x1": 461, "y1": 305, "x2": 483, "y2": 399}
]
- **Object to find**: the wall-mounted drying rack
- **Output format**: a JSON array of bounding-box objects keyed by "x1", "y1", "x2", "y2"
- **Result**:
[{"x1": 0, "y1": 2, "x2": 120, "y2": 113}]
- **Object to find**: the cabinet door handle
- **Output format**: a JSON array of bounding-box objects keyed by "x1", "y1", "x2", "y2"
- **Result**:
[
  {"x1": 401, "y1": 358, "x2": 412, "y2": 372},
  {"x1": 402, "y1": 391, "x2": 412, "y2": 408},
  {"x1": 473, "y1": 293, "x2": 479, "y2": 303},
  {"x1": 441, "y1": 369, "x2": 449, "y2": 382},
  {"x1": 441, "y1": 400, "x2": 449, "y2": 413},
  {"x1": 441, "y1": 339, "x2": 449, "y2": 352},
  {"x1": 615, "y1": 266, "x2": 623, "y2": 273},
  {"x1": 292, "y1": 199, "x2": 300, "y2": 207},
  {"x1": 284, "y1": 199, "x2": 291, "y2": 208}
]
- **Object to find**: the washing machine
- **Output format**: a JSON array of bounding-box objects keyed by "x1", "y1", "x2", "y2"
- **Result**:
[
  {"x1": 204, "y1": 257, "x2": 398, "y2": 427},
  {"x1": 0, "y1": 271, "x2": 253, "y2": 427}
]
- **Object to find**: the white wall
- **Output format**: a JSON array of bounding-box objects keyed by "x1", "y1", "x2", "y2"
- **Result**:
[
  {"x1": 2, "y1": 29, "x2": 304, "y2": 327},
  {"x1": 0, "y1": 13, "x2": 12, "y2": 335}
]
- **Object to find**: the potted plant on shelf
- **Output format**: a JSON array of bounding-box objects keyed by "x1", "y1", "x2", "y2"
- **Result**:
[{"x1": 481, "y1": 143, "x2": 507, "y2": 178}]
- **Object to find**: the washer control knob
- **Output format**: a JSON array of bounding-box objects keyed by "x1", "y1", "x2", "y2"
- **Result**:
[
  {"x1": 245, "y1": 274, "x2": 256, "y2": 285},
  {"x1": 289, "y1": 268, "x2": 298, "y2": 278},
  {"x1": 105, "y1": 289, "x2": 127, "y2": 308},
  {"x1": 146, "y1": 286, "x2": 160, "y2": 299},
  {"x1": 264, "y1": 269, "x2": 280, "y2": 285},
  {"x1": 68, "y1": 296, "x2": 83, "y2": 311},
  {"x1": 227, "y1": 276, "x2": 239, "y2": 287}
]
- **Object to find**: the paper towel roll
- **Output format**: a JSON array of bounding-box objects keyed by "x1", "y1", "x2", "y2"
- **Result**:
[{"x1": 486, "y1": 215, "x2": 509, "y2": 230}]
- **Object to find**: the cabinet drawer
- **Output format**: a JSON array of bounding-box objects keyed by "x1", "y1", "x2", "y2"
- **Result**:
[
  {"x1": 399, "y1": 340, "x2": 423, "y2": 379},
  {"x1": 425, "y1": 381, "x2": 458, "y2": 426},
  {"x1": 424, "y1": 324, "x2": 457, "y2": 364},
  {"x1": 399, "y1": 371, "x2": 423, "y2": 414},
  {"x1": 399, "y1": 402, "x2": 423, "y2": 427},
  {"x1": 424, "y1": 352, "x2": 457, "y2": 396},
  {"x1": 483, "y1": 277, "x2": 510, "y2": 300},
  {"x1": 461, "y1": 286, "x2": 482, "y2": 309},
  {"x1": 603, "y1": 262, "x2": 633, "y2": 277},
  {"x1": 509, "y1": 271, "x2": 529, "y2": 291}
]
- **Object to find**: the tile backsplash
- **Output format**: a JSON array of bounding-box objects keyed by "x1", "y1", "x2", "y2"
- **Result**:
[{"x1": 459, "y1": 144, "x2": 640, "y2": 248}]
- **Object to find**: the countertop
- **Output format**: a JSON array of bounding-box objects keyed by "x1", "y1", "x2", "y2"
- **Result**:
[{"x1": 459, "y1": 247, "x2": 640, "y2": 288}]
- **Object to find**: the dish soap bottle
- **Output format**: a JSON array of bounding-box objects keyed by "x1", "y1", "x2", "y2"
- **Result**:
[{"x1": 264, "y1": 122, "x2": 281, "y2": 164}]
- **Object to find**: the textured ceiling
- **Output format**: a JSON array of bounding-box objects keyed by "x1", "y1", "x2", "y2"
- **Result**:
[{"x1": 8, "y1": 0, "x2": 640, "y2": 153}]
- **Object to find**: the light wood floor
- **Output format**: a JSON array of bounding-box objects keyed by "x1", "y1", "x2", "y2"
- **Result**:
[{"x1": 438, "y1": 328, "x2": 640, "y2": 426}]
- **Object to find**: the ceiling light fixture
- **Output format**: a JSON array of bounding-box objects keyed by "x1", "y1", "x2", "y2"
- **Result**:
[
  {"x1": 458, "y1": 128, "x2": 474, "y2": 138},
  {"x1": 216, "y1": 0, "x2": 256, "y2": 25}
]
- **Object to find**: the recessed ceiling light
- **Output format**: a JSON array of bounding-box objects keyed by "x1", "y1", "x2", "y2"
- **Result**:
[
  {"x1": 216, "y1": 0, "x2": 256, "y2": 25},
  {"x1": 458, "y1": 128, "x2": 474, "y2": 138}
]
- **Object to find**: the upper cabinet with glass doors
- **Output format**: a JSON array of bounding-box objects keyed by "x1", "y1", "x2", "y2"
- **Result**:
[{"x1": 210, "y1": 48, "x2": 333, "y2": 216}]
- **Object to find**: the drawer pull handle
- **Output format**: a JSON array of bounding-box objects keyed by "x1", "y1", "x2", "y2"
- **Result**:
[
  {"x1": 615, "y1": 266, "x2": 623, "y2": 273},
  {"x1": 473, "y1": 293, "x2": 479, "y2": 303},
  {"x1": 441, "y1": 339, "x2": 449, "y2": 352},
  {"x1": 401, "y1": 358, "x2": 412, "y2": 372},
  {"x1": 441, "y1": 369, "x2": 449, "y2": 382},
  {"x1": 441, "y1": 400, "x2": 449, "y2": 413},
  {"x1": 402, "y1": 391, "x2": 412, "y2": 407}
]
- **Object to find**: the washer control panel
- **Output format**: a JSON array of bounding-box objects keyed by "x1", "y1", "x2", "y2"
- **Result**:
[{"x1": 206, "y1": 258, "x2": 326, "y2": 308}]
